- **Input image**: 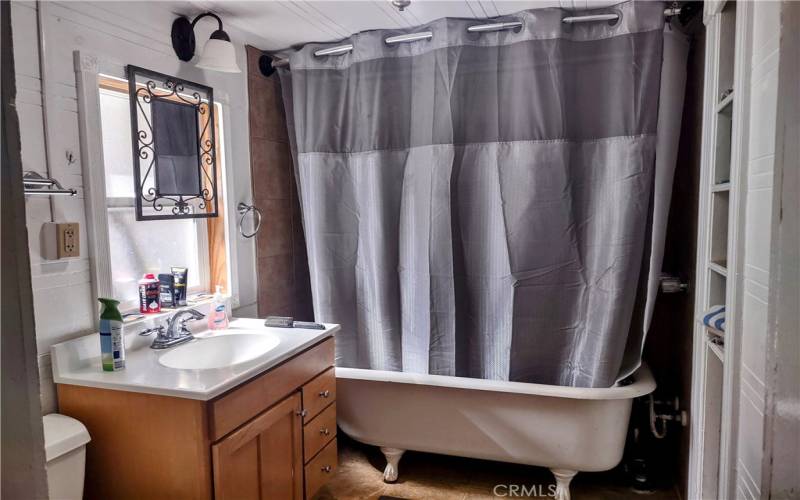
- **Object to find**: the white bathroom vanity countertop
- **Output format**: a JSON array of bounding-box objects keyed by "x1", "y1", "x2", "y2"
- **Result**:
[{"x1": 51, "y1": 318, "x2": 339, "y2": 401}]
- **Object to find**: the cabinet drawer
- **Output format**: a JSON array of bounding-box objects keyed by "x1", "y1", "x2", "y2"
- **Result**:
[
  {"x1": 303, "y1": 402, "x2": 336, "y2": 461},
  {"x1": 302, "y1": 367, "x2": 335, "y2": 422},
  {"x1": 304, "y1": 438, "x2": 337, "y2": 499}
]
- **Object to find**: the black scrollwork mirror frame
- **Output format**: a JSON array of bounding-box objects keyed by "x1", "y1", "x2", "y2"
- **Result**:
[{"x1": 127, "y1": 65, "x2": 219, "y2": 221}]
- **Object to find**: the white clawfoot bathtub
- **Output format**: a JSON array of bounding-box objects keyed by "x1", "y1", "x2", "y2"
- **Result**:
[{"x1": 336, "y1": 364, "x2": 655, "y2": 500}]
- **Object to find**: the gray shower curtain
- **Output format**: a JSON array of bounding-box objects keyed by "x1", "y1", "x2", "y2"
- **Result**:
[{"x1": 279, "y1": 1, "x2": 684, "y2": 387}]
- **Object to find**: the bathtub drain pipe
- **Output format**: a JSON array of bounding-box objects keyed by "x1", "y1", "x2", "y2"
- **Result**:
[
  {"x1": 647, "y1": 394, "x2": 687, "y2": 439},
  {"x1": 649, "y1": 394, "x2": 668, "y2": 438}
]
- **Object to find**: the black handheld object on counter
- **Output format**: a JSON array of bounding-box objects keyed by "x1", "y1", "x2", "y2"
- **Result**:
[
  {"x1": 293, "y1": 321, "x2": 325, "y2": 330},
  {"x1": 264, "y1": 316, "x2": 326, "y2": 330},
  {"x1": 264, "y1": 316, "x2": 294, "y2": 328}
]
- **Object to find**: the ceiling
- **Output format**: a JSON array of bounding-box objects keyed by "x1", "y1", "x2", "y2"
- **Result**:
[{"x1": 173, "y1": 0, "x2": 619, "y2": 52}]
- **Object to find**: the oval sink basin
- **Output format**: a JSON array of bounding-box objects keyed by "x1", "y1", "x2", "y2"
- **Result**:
[{"x1": 158, "y1": 334, "x2": 280, "y2": 370}]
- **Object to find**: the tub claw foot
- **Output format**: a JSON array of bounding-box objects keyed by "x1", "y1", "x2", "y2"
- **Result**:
[
  {"x1": 380, "y1": 447, "x2": 405, "y2": 483},
  {"x1": 550, "y1": 469, "x2": 577, "y2": 500}
]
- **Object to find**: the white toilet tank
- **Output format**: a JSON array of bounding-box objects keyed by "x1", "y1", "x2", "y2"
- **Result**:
[{"x1": 43, "y1": 414, "x2": 90, "y2": 500}]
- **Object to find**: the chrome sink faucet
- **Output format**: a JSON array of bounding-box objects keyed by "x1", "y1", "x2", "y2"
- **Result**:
[{"x1": 142, "y1": 309, "x2": 206, "y2": 350}]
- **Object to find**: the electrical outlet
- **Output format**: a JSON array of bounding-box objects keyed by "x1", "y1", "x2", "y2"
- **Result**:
[{"x1": 56, "y1": 223, "x2": 79, "y2": 258}]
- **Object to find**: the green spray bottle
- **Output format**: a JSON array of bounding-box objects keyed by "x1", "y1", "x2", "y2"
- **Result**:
[{"x1": 98, "y1": 298, "x2": 125, "y2": 371}]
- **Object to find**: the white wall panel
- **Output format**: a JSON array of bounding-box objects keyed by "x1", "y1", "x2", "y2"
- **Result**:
[
  {"x1": 747, "y1": 60, "x2": 779, "y2": 161},
  {"x1": 737, "y1": 396, "x2": 765, "y2": 487},
  {"x1": 740, "y1": 292, "x2": 768, "y2": 380},
  {"x1": 16, "y1": 101, "x2": 48, "y2": 174},
  {"x1": 743, "y1": 188, "x2": 773, "y2": 273},
  {"x1": 32, "y1": 281, "x2": 95, "y2": 353},
  {"x1": 733, "y1": 2, "x2": 783, "y2": 496},
  {"x1": 750, "y1": 0, "x2": 780, "y2": 66},
  {"x1": 10, "y1": 2, "x2": 41, "y2": 79},
  {"x1": 748, "y1": 154, "x2": 774, "y2": 177}
]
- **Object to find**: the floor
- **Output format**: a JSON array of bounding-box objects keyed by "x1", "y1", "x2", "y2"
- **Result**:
[{"x1": 316, "y1": 435, "x2": 680, "y2": 500}]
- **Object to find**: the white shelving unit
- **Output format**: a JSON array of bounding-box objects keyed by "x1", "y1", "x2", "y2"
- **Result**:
[{"x1": 689, "y1": 2, "x2": 750, "y2": 499}]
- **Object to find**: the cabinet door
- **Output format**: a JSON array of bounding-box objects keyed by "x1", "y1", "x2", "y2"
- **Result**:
[{"x1": 212, "y1": 392, "x2": 303, "y2": 500}]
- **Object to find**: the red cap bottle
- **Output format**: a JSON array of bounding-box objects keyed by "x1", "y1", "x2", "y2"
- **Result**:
[{"x1": 138, "y1": 273, "x2": 161, "y2": 313}]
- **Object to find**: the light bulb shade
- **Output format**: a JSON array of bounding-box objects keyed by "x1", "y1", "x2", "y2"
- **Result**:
[{"x1": 195, "y1": 38, "x2": 241, "y2": 73}]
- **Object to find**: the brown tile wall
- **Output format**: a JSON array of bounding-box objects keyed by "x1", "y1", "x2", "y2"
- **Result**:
[{"x1": 246, "y1": 46, "x2": 314, "y2": 321}]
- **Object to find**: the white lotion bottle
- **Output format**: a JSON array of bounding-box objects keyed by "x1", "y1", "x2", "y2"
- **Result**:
[{"x1": 207, "y1": 285, "x2": 229, "y2": 330}]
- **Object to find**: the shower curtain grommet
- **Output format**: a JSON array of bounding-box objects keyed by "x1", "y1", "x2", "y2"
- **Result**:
[
  {"x1": 465, "y1": 19, "x2": 523, "y2": 34},
  {"x1": 609, "y1": 9, "x2": 623, "y2": 26}
]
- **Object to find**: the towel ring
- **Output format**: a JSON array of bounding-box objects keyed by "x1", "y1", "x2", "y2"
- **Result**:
[{"x1": 237, "y1": 202, "x2": 262, "y2": 238}]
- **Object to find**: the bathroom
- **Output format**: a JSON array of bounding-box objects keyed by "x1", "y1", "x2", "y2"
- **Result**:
[{"x1": 1, "y1": 0, "x2": 797, "y2": 499}]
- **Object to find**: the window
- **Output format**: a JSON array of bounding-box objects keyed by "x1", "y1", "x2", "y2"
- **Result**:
[{"x1": 97, "y1": 77, "x2": 225, "y2": 310}]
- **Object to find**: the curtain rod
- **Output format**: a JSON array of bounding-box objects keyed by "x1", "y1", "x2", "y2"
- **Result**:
[{"x1": 271, "y1": 7, "x2": 681, "y2": 68}]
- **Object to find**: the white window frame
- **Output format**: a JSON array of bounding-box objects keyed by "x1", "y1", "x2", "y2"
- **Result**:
[{"x1": 74, "y1": 51, "x2": 228, "y2": 316}]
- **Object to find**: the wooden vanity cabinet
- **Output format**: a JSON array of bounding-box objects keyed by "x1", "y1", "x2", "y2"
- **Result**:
[{"x1": 57, "y1": 337, "x2": 336, "y2": 500}]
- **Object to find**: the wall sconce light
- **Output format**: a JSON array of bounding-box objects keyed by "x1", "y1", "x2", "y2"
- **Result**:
[{"x1": 171, "y1": 12, "x2": 241, "y2": 73}]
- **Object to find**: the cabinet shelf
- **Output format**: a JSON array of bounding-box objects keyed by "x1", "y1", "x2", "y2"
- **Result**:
[
  {"x1": 710, "y1": 192, "x2": 730, "y2": 266},
  {"x1": 692, "y1": 2, "x2": 740, "y2": 498},
  {"x1": 716, "y1": 91, "x2": 734, "y2": 113},
  {"x1": 708, "y1": 338, "x2": 725, "y2": 361},
  {"x1": 706, "y1": 323, "x2": 725, "y2": 358},
  {"x1": 709, "y1": 261, "x2": 728, "y2": 276},
  {"x1": 708, "y1": 266, "x2": 727, "y2": 308}
]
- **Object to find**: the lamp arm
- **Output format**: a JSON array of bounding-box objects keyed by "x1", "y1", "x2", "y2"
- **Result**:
[{"x1": 191, "y1": 12, "x2": 223, "y2": 31}]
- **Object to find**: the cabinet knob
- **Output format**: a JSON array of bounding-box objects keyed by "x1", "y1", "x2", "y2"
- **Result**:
[
  {"x1": 321, "y1": 465, "x2": 332, "y2": 473},
  {"x1": 296, "y1": 409, "x2": 308, "y2": 418},
  {"x1": 319, "y1": 390, "x2": 331, "y2": 398},
  {"x1": 320, "y1": 428, "x2": 330, "y2": 436}
]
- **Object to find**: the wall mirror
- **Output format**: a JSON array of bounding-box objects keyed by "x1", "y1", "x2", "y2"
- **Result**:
[{"x1": 127, "y1": 65, "x2": 219, "y2": 220}]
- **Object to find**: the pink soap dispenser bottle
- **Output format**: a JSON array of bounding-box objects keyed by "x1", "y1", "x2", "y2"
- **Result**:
[{"x1": 208, "y1": 285, "x2": 229, "y2": 330}]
